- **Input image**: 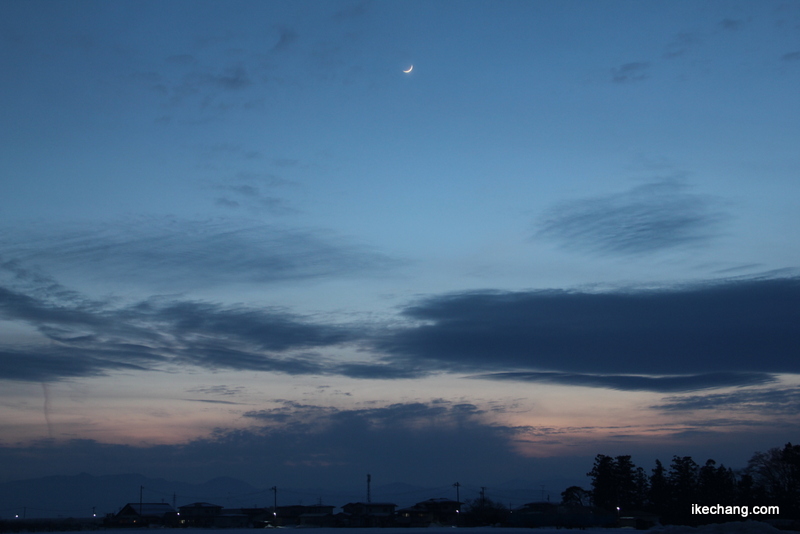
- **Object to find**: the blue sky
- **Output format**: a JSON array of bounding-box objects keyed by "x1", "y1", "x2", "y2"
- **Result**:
[{"x1": 1, "y1": 0, "x2": 799, "y2": 492}]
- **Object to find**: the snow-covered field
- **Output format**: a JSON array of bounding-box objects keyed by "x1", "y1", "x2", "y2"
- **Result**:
[{"x1": 32, "y1": 524, "x2": 796, "y2": 534}]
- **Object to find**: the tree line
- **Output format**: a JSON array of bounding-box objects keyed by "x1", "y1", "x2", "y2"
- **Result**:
[{"x1": 570, "y1": 442, "x2": 799, "y2": 525}]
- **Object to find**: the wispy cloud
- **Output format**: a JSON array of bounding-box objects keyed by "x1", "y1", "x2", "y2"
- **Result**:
[
  {"x1": 536, "y1": 178, "x2": 726, "y2": 255},
  {"x1": 197, "y1": 65, "x2": 252, "y2": 91},
  {"x1": 719, "y1": 18, "x2": 746, "y2": 31},
  {"x1": 145, "y1": 59, "x2": 261, "y2": 115},
  {"x1": 611, "y1": 62, "x2": 650, "y2": 83},
  {"x1": 663, "y1": 33, "x2": 699, "y2": 59},
  {"x1": 0, "y1": 264, "x2": 422, "y2": 382},
  {"x1": 653, "y1": 387, "x2": 800, "y2": 414},
  {"x1": 1, "y1": 217, "x2": 397, "y2": 290},
  {"x1": 271, "y1": 26, "x2": 298, "y2": 52},
  {"x1": 183, "y1": 398, "x2": 249, "y2": 405},
  {"x1": 185, "y1": 385, "x2": 244, "y2": 396},
  {"x1": 212, "y1": 172, "x2": 298, "y2": 214},
  {"x1": 0, "y1": 269, "x2": 356, "y2": 381}
]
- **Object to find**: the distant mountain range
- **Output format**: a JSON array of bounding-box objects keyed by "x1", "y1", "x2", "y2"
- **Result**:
[{"x1": 0, "y1": 473, "x2": 577, "y2": 519}]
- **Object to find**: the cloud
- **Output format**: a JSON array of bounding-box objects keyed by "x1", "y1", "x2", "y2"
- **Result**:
[
  {"x1": 377, "y1": 277, "x2": 800, "y2": 388},
  {"x1": 212, "y1": 172, "x2": 298, "y2": 214},
  {"x1": 3, "y1": 255, "x2": 798, "y2": 393},
  {"x1": 720, "y1": 18, "x2": 745, "y2": 31},
  {"x1": 0, "y1": 284, "x2": 106, "y2": 330},
  {"x1": 185, "y1": 385, "x2": 244, "y2": 396},
  {"x1": 242, "y1": 400, "x2": 469, "y2": 431},
  {"x1": 0, "y1": 347, "x2": 152, "y2": 382},
  {"x1": 0, "y1": 291, "x2": 352, "y2": 381},
  {"x1": 333, "y1": 2, "x2": 369, "y2": 21},
  {"x1": 183, "y1": 398, "x2": 249, "y2": 406},
  {"x1": 0, "y1": 268, "x2": 418, "y2": 382},
  {"x1": 536, "y1": 178, "x2": 726, "y2": 255},
  {"x1": 471, "y1": 371, "x2": 776, "y2": 393},
  {"x1": 611, "y1": 62, "x2": 650, "y2": 83},
  {"x1": 1, "y1": 217, "x2": 397, "y2": 289},
  {"x1": 0, "y1": 270, "x2": 358, "y2": 381},
  {"x1": 329, "y1": 361, "x2": 434, "y2": 380},
  {"x1": 143, "y1": 56, "x2": 261, "y2": 114},
  {"x1": 203, "y1": 399, "x2": 555, "y2": 486},
  {"x1": 200, "y1": 65, "x2": 252, "y2": 90},
  {"x1": 663, "y1": 33, "x2": 699, "y2": 59},
  {"x1": 271, "y1": 26, "x2": 298, "y2": 52},
  {"x1": 141, "y1": 299, "x2": 351, "y2": 351},
  {"x1": 653, "y1": 387, "x2": 800, "y2": 414},
  {"x1": 0, "y1": 400, "x2": 590, "y2": 489}
]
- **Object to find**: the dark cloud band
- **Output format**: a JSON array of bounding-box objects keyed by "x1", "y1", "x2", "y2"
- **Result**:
[
  {"x1": 471, "y1": 371, "x2": 776, "y2": 393},
  {"x1": 379, "y1": 276, "x2": 800, "y2": 379},
  {"x1": 2, "y1": 261, "x2": 798, "y2": 393}
]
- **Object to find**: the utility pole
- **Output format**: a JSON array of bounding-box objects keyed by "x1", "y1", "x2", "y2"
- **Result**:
[
  {"x1": 139, "y1": 486, "x2": 143, "y2": 515},
  {"x1": 366, "y1": 474, "x2": 371, "y2": 503},
  {"x1": 270, "y1": 486, "x2": 277, "y2": 520},
  {"x1": 480, "y1": 487, "x2": 486, "y2": 507}
]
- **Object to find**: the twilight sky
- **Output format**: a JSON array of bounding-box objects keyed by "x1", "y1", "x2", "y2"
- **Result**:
[{"x1": 1, "y1": 0, "x2": 799, "y2": 494}]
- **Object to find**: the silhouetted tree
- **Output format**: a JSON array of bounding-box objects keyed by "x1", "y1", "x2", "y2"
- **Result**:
[
  {"x1": 614, "y1": 455, "x2": 640, "y2": 510},
  {"x1": 633, "y1": 466, "x2": 650, "y2": 509},
  {"x1": 697, "y1": 459, "x2": 736, "y2": 506},
  {"x1": 579, "y1": 442, "x2": 800, "y2": 526},
  {"x1": 747, "y1": 442, "x2": 800, "y2": 518},
  {"x1": 587, "y1": 454, "x2": 642, "y2": 512},
  {"x1": 649, "y1": 459, "x2": 669, "y2": 516},
  {"x1": 561, "y1": 486, "x2": 592, "y2": 507},
  {"x1": 735, "y1": 472, "x2": 761, "y2": 507},
  {"x1": 664, "y1": 455, "x2": 699, "y2": 524},
  {"x1": 462, "y1": 497, "x2": 508, "y2": 526},
  {"x1": 587, "y1": 454, "x2": 617, "y2": 511}
]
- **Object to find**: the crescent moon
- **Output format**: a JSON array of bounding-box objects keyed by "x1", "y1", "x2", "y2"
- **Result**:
[{"x1": 403, "y1": 65, "x2": 413, "y2": 73}]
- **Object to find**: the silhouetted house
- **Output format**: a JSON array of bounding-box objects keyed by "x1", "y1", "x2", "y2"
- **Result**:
[
  {"x1": 508, "y1": 502, "x2": 616, "y2": 529},
  {"x1": 111, "y1": 502, "x2": 176, "y2": 527},
  {"x1": 341, "y1": 501, "x2": 397, "y2": 527},
  {"x1": 298, "y1": 504, "x2": 336, "y2": 527},
  {"x1": 273, "y1": 504, "x2": 336, "y2": 527},
  {"x1": 397, "y1": 498, "x2": 461, "y2": 527},
  {"x1": 396, "y1": 504, "x2": 432, "y2": 528},
  {"x1": 618, "y1": 509, "x2": 660, "y2": 529},
  {"x1": 177, "y1": 502, "x2": 223, "y2": 527},
  {"x1": 222, "y1": 507, "x2": 271, "y2": 528},
  {"x1": 213, "y1": 511, "x2": 251, "y2": 528},
  {"x1": 275, "y1": 504, "x2": 306, "y2": 526}
]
